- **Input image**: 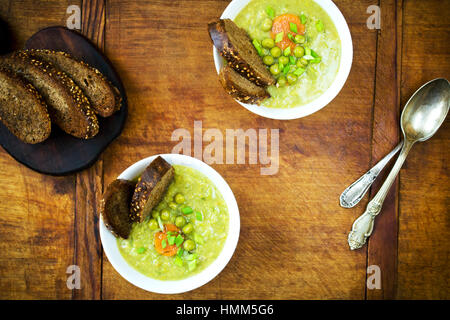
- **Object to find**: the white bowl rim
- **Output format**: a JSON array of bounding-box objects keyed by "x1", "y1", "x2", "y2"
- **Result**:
[
  {"x1": 99, "y1": 154, "x2": 240, "y2": 294},
  {"x1": 213, "y1": 0, "x2": 353, "y2": 120}
]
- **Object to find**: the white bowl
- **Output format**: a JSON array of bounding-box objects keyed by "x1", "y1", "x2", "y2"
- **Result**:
[
  {"x1": 213, "y1": 0, "x2": 353, "y2": 120},
  {"x1": 99, "y1": 154, "x2": 240, "y2": 294}
]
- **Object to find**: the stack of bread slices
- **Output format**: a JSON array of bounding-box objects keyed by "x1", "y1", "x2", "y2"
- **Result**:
[
  {"x1": 208, "y1": 19, "x2": 275, "y2": 105},
  {"x1": 0, "y1": 49, "x2": 121, "y2": 144}
]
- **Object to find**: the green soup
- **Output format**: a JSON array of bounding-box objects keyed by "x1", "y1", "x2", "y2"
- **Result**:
[
  {"x1": 234, "y1": 0, "x2": 341, "y2": 108},
  {"x1": 118, "y1": 165, "x2": 229, "y2": 280}
]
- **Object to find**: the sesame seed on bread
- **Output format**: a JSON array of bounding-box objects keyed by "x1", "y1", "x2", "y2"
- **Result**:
[
  {"x1": 0, "y1": 67, "x2": 51, "y2": 144},
  {"x1": 219, "y1": 65, "x2": 269, "y2": 105},
  {"x1": 0, "y1": 50, "x2": 99, "y2": 139},
  {"x1": 29, "y1": 49, "x2": 121, "y2": 117},
  {"x1": 208, "y1": 19, "x2": 275, "y2": 87},
  {"x1": 130, "y1": 156, "x2": 174, "y2": 223}
]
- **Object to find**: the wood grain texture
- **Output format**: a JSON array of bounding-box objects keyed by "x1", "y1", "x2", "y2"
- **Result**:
[
  {"x1": 73, "y1": 0, "x2": 106, "y2": 300},
  {"x1": 0, "y1": 0, "x2": 78, "y2": 300},
  {"x1": 366, "y1": 0, "x2": 401, "y2": 300},
  {"x1": 0, "y1": 0, "x2": 448, "y2": 300},
  {"x1": 396, "y1": 0, "x2": 450, "y2": 299}
]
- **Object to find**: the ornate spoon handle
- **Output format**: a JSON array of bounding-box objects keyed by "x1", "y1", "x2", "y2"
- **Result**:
[
  {"x1": 348, "y1": 140, "x2": 414, "y2": 250},
  {"x1": 340, "y1": 142, "x2": 402, "y2": 208}
]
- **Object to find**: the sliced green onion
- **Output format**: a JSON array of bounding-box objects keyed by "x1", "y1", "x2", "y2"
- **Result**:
[
  {"x1": 304, "y1": 47, "x2": 311, "y2": 56},
  {"x1": 310, "y1": 57, "x2": 321, "y2": 64},
  {"x1": 157, "y1": 216, "x2": 164, "y2": 230},
  {"x1": 310, "y1": 49, "x2": 319, "y2": 58},
  {"x1": 182, "y1": 206, "x2": 193, "y2": 214},
  {"x1": 287, "y1": 33, "x2": 294, "y2": 41},
  {"x1": 283, "y1": 65, "x2": 290, "y2": 75},
  {"x1": 283, "y1": 46, "x2": 291, "y2": 56},
  {"x1": 294, "y1": 67, "x2": 306, "y2": 76},
  {"x1": 168, "y1": 235, "x2": 176, "y2": 245},
  {"x1": 289, "y1": 22, "x2": 298, "y2": 33},
  {"x1": 300, "y1": 14, "x2": 307, "y2": 25},
  {"x1": 137, "y1": 247, "x2": 146, "y2": 254},
  {"x1": 289, "y1": 56, "x2": 296, "y2": 65},
  {"x1": 278, "y1": 61, "x2": 283, "y2": 70},
  {"x1": 275, "y1": 32, "x2": 284, "y2": 43},
  {"x1": 252, "y1": 39, "x2": 262, "y2": 55},
  {"x1": 303, "y1": 55, "x2": 314, "y2": 60},
  {"x1": 175, "y1": 234, "x2": 184, "y2": 247},
  {"x1": 266, "y1": 6, "x2": 275, "y2": 19},
  {"x1": 196, "y1": 211, "x2": 203, "y2": 221},
  {"x1": 177, "y1": 248, "x2": 184, "y2": 257},
  {"x1": 316, "y1": 20, "x2": 324, "y2": 32},
  {"x1": 161, "y1": 239, "x2": 167, "y2": 249},
  {"x1": 174, "y1": 255, "x2": 183, "y2": 266}
]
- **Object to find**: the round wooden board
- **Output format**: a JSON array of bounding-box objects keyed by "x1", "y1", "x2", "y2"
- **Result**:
[{"x1": 0, "y1": 26, "x2": 127, "y2": 175}]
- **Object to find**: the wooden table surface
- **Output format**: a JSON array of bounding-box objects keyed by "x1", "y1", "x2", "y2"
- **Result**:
[{"x1": 0, "y1": 0, "x2": 448, "y2": 300}]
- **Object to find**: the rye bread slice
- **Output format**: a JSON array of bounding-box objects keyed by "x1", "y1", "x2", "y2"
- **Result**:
[
  {"x1": 0, "y1": 68, "x2": 51, "y2": 144},
  {"x1": 29, "y1": 49, "x2": 121, "y2": 117},
  {"x1": 130, "y1": 156, "x2": 174, "y2": 223},
  {"x1": 208, "y1": 19, "x2": 275, "y2": 87},
  {"x1": 100, "y1": 179, "x2": 136, "y2": 239},
  {"x1": 219, "y1": 66, "x2": 269, "y2": 105},
  {"x1": 0, "y1": 51, "x2": 99, "y2": 139}
]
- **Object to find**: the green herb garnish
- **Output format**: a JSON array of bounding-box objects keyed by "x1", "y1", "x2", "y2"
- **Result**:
[
  {"x1": 283, "y1": 46, "x2": 291, "y2": 56},
  {"x1": 175, "y1": 234, "x2": 184, "y2": 247},
  {"x1": 300, "y1": 14, "x2": 307, "y2": 25},
  {"x1": 310, "y1": 57, "x2": 321, "y2": 64},
  {"x1": 294, "y1": 67, "x2": 306, "y2": 76},
  {"x1": 266, "y1": 6, "x2": 275, "y2": 19},
  {"x1": 304, "y1": 47, "x2": 311, "y2": 56},
  {"x1": 182, "y1": 206, "x2": 193, "y2": 214},
  {"x1": 252, "y1": 39, "x2": 263, "y2": 55},
  {"x1": 316, "y1": 20, "x2": 324, "y2": 32},
  {"x1": 289, "y1": 22, "x2": 298, "y2": 33},
  {"x1": 275, "y1": 32, "x2": 284, "y2": 43},
  {"x1": 196, "y1": 211, "x2": 203, "y2": 221},
  {"x1": 177, "y1": 248, "x2": 184, "y2": 257},
  {"x1": 287, "y1": 33, "x2": 294, "y2": 41},
  {"x1": 168, "y1": 235, "x2": 176, "y2": 246},
  {"x1": 174, "y1": 256, "x2": 183, "y2": 267},
  {"x1": 289, "y1": 56, "x2": 296, "y2": 65},
  {"x1": 161, "y1": 239, "x2": 167, "y2": 249},
  {"x1": 137, "y1": 247, "x2": 146, "y2": 254},
  {"x1": 310, "y1": 49, "x2": 319, "y2": 58},
  {"x1": 283, "y1": 65, "x2": 290, "y2": 75}
]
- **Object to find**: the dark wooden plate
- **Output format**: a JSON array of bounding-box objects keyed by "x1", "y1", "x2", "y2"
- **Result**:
[{"x1": 0, "y1": 26, "x2": 127, "y2": 175}]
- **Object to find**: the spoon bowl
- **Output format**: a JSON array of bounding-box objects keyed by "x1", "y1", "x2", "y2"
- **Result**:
[{"x1": 401, "y1": 78, "x2": 450, "y2": 142}]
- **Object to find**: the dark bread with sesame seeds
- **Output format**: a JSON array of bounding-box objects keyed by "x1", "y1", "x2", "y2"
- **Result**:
[
  {"x1": 208, "y1": 19, "x2": 275, "y2": 87},
  {"x1": 100, "y1": 179, "x2": 136, "y2": 239},
  {"x1": 130, "y1": 156, "x2": 174, "y2": 223},
  {"x1": 0, "y1": 51, "x2": 99, "y2": 139},
  {"x1": 219, "y1": 66, "x2": 269, "y2": 105},
  {"x1": 29, "y1": 49, "x2": 121, "y2": 117},
  {"x1": 0, "y1": 67, "x2": 51, "y2": 144}
]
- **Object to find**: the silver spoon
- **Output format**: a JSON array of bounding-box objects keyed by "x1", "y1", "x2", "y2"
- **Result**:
[
  {"x1": 348, "y1": 78, "x2": 450, "y2": 250},
  {"x1": 340, "y1": 142, "x2": 402, "y2": 208}
]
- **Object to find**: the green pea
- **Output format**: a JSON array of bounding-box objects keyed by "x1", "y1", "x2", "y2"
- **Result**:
[
  {"x1": 152, "y1": 211, "x2": 160, "y2": 219},
  {"x1": 148, "y1": 219, "x2": 158, "y2": 230},
  {"x1": 183, "y1": 239, "x2": 196, "y2": 251},
  {"x1": 168, "y1": 202, "x2": 177, "y2": 210},
  {"x1": 277, "y1": 76, "x2": 287, "y2": 87},
  {"x1": 263, "y1": 55, "x2": 274, "y2": 65},
  {"x1": 279, "y1": 56, "x2": 289, "y2": 66},
  {"x1": 269, "y1": 63, "x2": 281, "y2": 76},
  {"x1": 161, "y1": 209, "x2": 170, "y2": 220},
  {"x1": 299, "y1": 57, "x2": 309, "y2": 66},
  {"x1": 182, "y1": 223, "x2": 194, "y2": 234},
  {"x1": 262, "y1": 38, "x2": 275, "y2": 49},
  {"x1": 294, "y1": 34, "x2": 305, "y2": 44},
  {"x1": 287, "y1": 73, "x2": 298, "y2": 85},
  {"x1": 174, "y1": 193, "x2": 185, "y2": 204},
  {"x1": 175, "y1": 216, "x2": 186, "y2": 228},
  {"x1": 293, "y1": 46, "x2": 305, "y2": 58},
  {"x1": 270, "y1": 46, "x2": 282, "y2": 58},
  {"x1": 261, "y1": 18, "x2": 273, "y2": 31}
]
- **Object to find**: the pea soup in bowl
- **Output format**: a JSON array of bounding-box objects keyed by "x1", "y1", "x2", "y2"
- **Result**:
[
  {"x1": 100, "y1": 154, "x2": 240, "y2": 294},
  {"x1": 213, "y1": 0, "x2": 353, "y2": 119}
]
